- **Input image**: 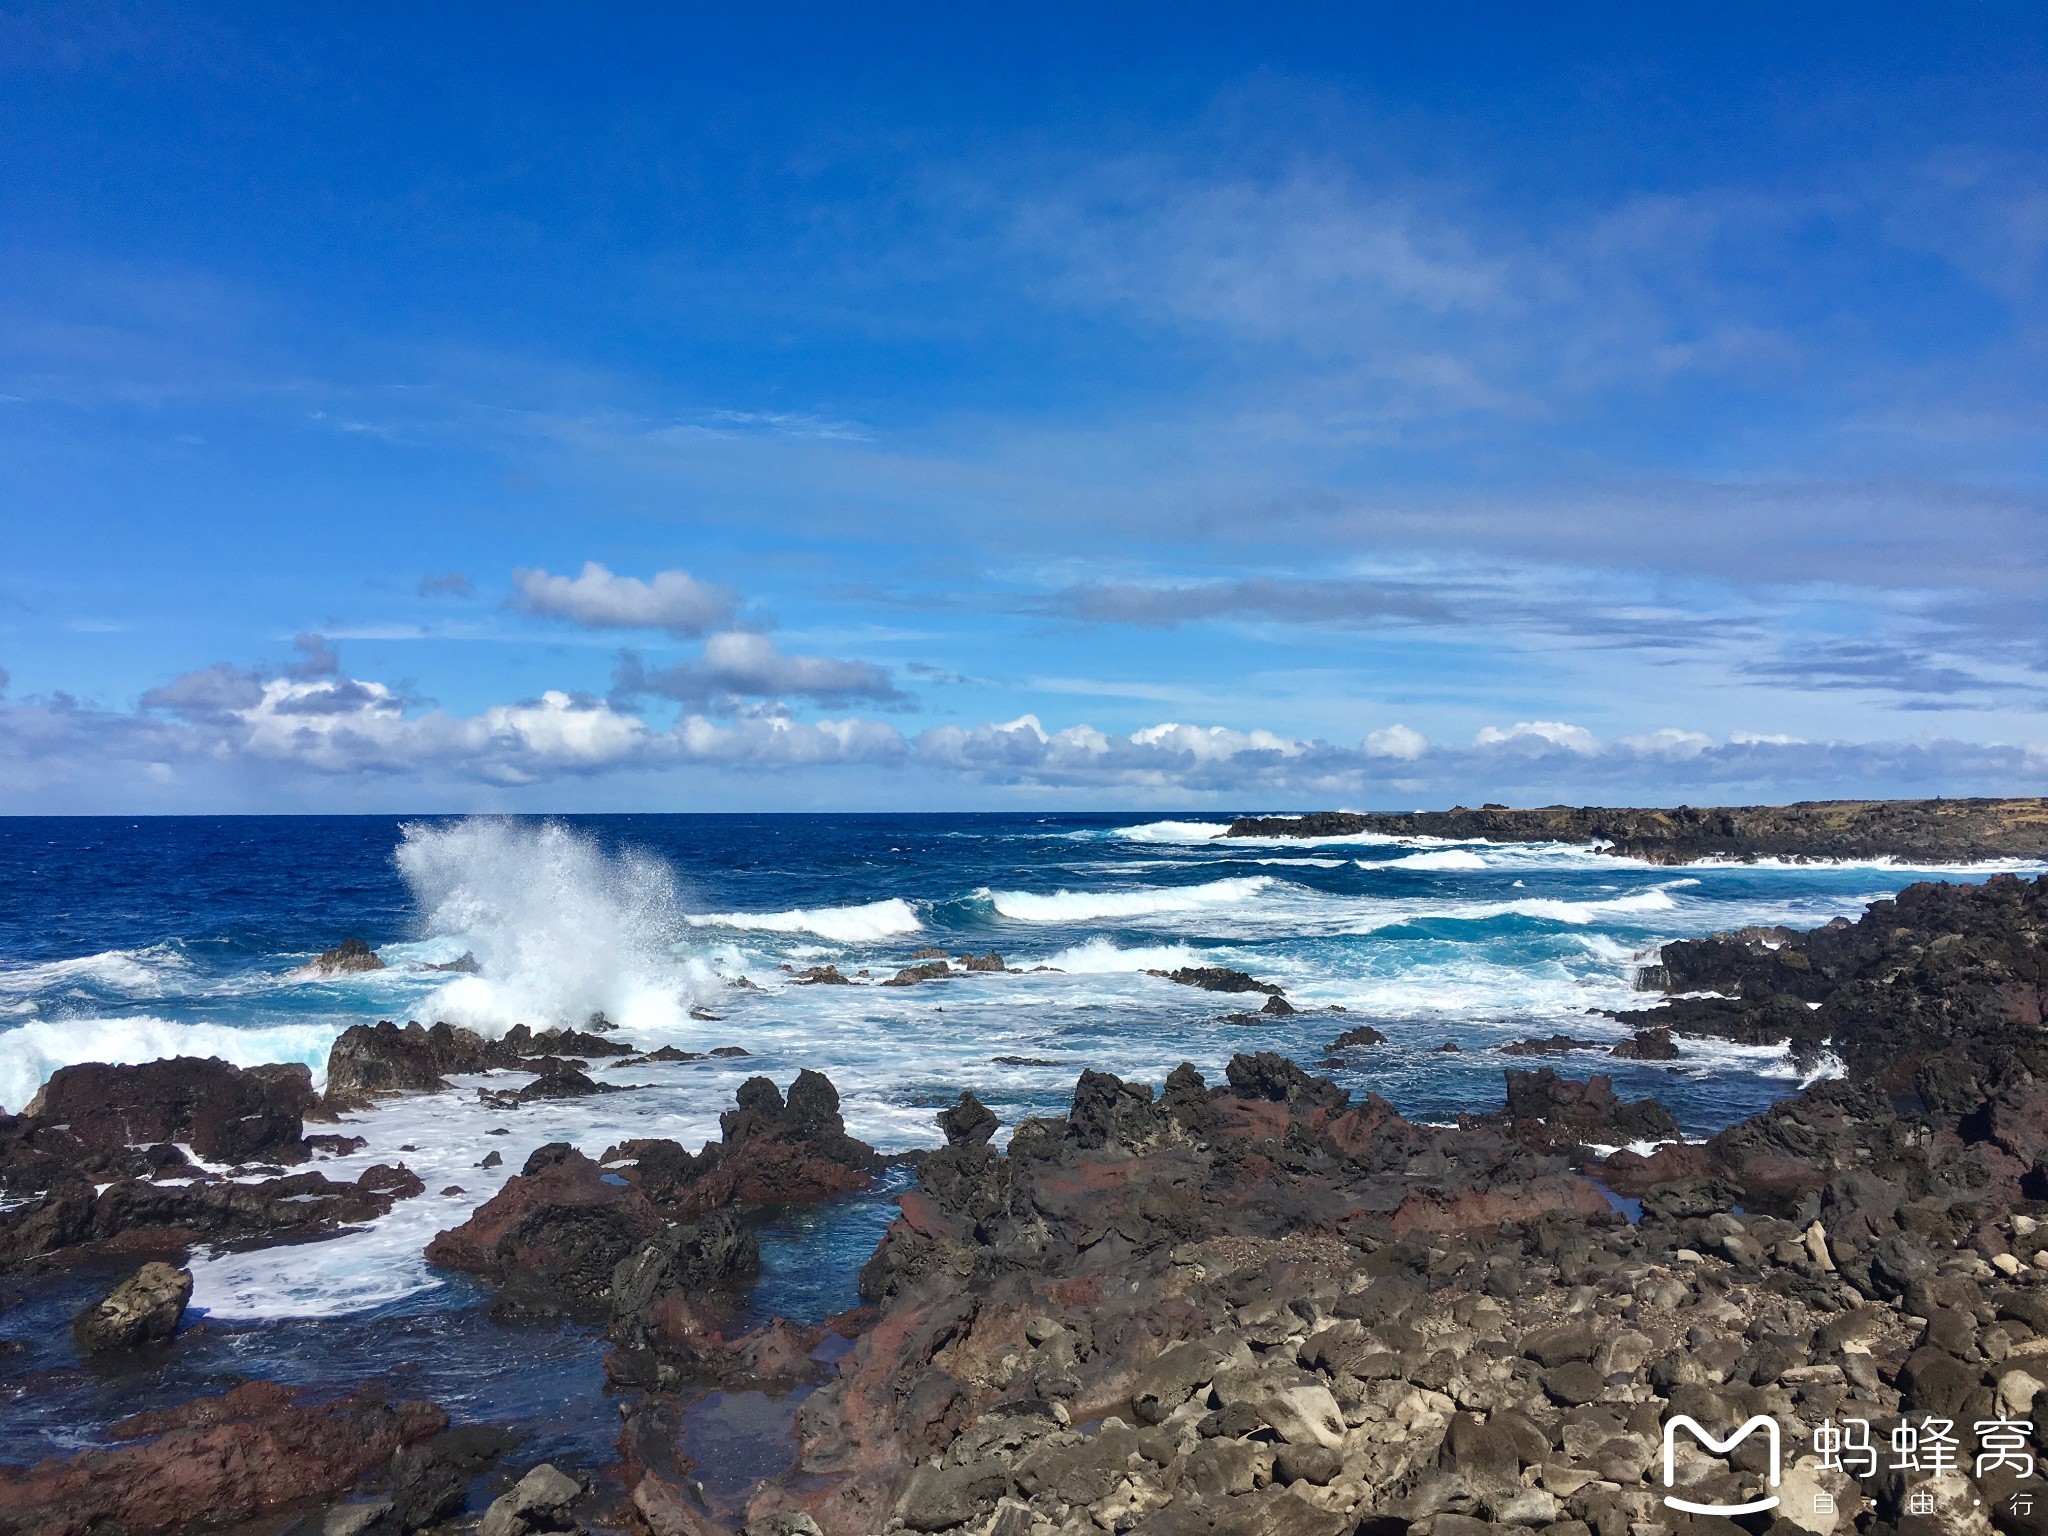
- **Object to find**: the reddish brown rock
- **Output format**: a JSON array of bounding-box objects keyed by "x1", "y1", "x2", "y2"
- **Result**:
[
  {"x1": 6, "y1": 1056, "x2": 313, "y2": 1184},
  {"x1": 0, "y1": 1380, "x2": 444, "y2": 1535},
  {"x1": 425, "y1": 1142, "x2": 662, "y2": 1310}
]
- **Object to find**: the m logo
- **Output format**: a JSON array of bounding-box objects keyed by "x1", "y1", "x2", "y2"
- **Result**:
[{"x1": 1662, "y1": 1415, "x2": 1783, "y2": 1515}]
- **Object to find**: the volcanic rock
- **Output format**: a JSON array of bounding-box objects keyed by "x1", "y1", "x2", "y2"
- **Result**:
[
  {"x1": 306, "y1": 936, "x2": 387, "y2": 973},
  {"x1": 1502, "y1": 1067, "x2": 1679, "y2": 1145},
  {"x1": 324, "y1": 1020, "x2": 516, "y2": 1107},
  {"x1": 0, "y1": 1380, "x2": 445, "y2": 1535},
  {"x1": 1147, "y1": 966, "x2": 1285, "y2": 996},
  {"x1": 425, "y1": 1144, "x2": 662, "y2": 1314},
  {"x1": 73, "y1": 1261, "x2": 193, "y2": 1353},
  {"x1": 1500, "y1": 1035, "x2": 1606, "y2": 1055},
  {"x1": 1328, "y1": 1025, "x2": 1388, "y2": 1049},
  {"x1": 882, "y1": 961, "x2": 951, "y2": 987},
  {"x1": 5, "y1": 1056, "x2": 314, "y2": 1186}
]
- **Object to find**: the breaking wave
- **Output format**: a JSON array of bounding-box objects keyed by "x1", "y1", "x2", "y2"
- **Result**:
[
  {"x1": 397, "y1": 818, "x2": 707, "y2": 1036},
  {"x1": 986, "y1": 876, "x2": 1276, "y2": 923},
  {"x1": 687, "y1": 897, "x2": 923, "y2": 944}
]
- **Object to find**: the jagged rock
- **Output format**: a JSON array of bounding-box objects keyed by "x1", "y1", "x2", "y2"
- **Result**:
[
  {"x1": 792, "y1": 965, "x2": 852, "y2": 985},
  {"x1": 938, "y1": 1092, "x2": 999, "y2": 1149},
  {"x1": 1148, "y1": 966, "x2": 1284, "y2": 996},
  {"x1": 307, "y1": 937, "x2": 386, "y2": 974},
  {"x1": 425, "y1": 1144, "x2": 663, "y2": 1314},
  {"x1": 1609, "y1": 1027, "x2": 1678, "y2": 1060},
  {"x1": 324, "y1": 1020, "x2": 515, "y2": 1106},
  {"x1": 1, "y1": 1162, "x2": 422, "y2": 1265},
  {"x1": 72, "y1": 1261, "x2": 192, "y2": 1352},
  {"x1": 1223, "y1": 1052, "x2": 1347, "y2": 1110},
  {"x1": 882, "y1": 961, "x2": 952, "y2": 987},
  {"x1": 7, "y1": 1056, "x2": 314, "y2": 1183},
  {"x1": 1502, "y1": 1067, "x2": 1678, "y2": 1144}
]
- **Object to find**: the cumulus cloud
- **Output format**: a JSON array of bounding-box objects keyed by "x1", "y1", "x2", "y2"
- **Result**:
[
  {"x1": 613, "y1": 632, "x2": 907, "y2": 711},
  {"x1": 418, "y1": 571, "x2": 473, "y2": 598},
  {"x1": 4, "y1": 644, "x2": 2045, "y2": 808},
  {"x1": 1364, "y1": 723, "x2": 1429, "y2": 759},
  {"x1": 1471, "y1": 720, "x2": 1602, "y2": 755},
  {"x1": 511, "y1": 561, "x2": 738, "y2": 637}
]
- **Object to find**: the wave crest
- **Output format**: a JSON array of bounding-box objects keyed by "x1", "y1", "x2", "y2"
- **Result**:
[
  {"x1": 687, "y1": 897, "x2": 923, "y2": 944},
  {"x1": 987, "y1": 875, "x2": 1275, "y2": 923}
]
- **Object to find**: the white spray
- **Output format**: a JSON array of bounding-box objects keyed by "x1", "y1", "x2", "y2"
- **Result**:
[{"x1": 395, "y1": 818, "x2": 708, "y2": 1036}]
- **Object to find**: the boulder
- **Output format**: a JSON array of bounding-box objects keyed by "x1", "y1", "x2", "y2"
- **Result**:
[
  {"x1": 73, "y1": 1261, "x2": 193, "y2": 1353},
  {"x1": 479, "y1": 1463, "x2": 582, "y2": 1536}
]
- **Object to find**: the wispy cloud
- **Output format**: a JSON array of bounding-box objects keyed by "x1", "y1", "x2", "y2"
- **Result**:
[
  {"x1": 509, "y1": 561, "x2": 739, "y2": 638},
  {"x1": 417, "y1": 571, "x2": 472, "y2": 599},
  {"x1": 613, "y1": 631, "x2": 908, "y2": 712}
]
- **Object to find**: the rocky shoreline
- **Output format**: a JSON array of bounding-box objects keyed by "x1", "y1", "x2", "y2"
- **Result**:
[
  {"x1": 2, "y1": 873, "x2": 2047, "y2": 1536},
  {"x1": 1224, "y1": 797, "x2": 2048, "y2": 865}
]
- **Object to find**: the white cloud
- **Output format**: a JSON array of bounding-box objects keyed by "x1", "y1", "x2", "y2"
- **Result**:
[
  {"x1": 1471, "y1": 720, "x2": 1602, "y2": 754},
  {"x1": 510, "y1": 561, "x2": 738, "y2": 637},
  {"x1": 1613, "y1": 728, "x2": 1715, "y2": 759},
  {"x1": 1129, "y1": 722, "x2": 1303, "y2": 760},
  {"x1": 1364, "y1": 723, "x2": 1429, "y2": 759},
  {"x1": 615, "y1": 631, "x2": 905, "y2": 710},
  {"x1": 7, "y1": 647, "x2": 2048, "y2": 809}
]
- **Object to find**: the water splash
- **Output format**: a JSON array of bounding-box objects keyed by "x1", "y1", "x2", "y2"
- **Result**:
[{"x1": 396, "y1": 817, "x2": 707, "y2": 1035}]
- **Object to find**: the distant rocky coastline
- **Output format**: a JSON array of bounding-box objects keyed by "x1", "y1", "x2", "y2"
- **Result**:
[
  {"x1": 4, "y1": 871, "x2": 2048, "y2": 1536},
  {"x1": 1225, "y1": 796, "x2": 2048, "y2": 865}
]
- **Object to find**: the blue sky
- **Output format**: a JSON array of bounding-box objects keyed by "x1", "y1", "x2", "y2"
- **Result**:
[{"x1": 1, "y1": 2, "x2": 2043, "y2": 811}]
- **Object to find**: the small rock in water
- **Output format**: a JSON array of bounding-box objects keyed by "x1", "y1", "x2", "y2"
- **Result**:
[
  {"x1": 1329, "y1": 1025, "x2": 1387, "y2": 1048},
  {"x1": 73, "y1": 1262, "x2": 193, "y2": 1353},
  {"x1": 306, "y1": 937, "x2": 386, "y2": 974},
  {"x1": 710, "y1": 1046, "x2": 751, "y2": 1058},
  {"x1": 480, "y1": 1151, "x2": 503, "y2": 1168}
]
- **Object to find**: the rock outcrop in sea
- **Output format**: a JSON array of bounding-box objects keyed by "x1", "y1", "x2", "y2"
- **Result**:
[{"x1": 1226, "y1": 796, "x2": 2048, "y2": 864}]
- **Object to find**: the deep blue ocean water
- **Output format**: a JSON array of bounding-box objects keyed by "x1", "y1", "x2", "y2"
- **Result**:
[{"x1": 2, "y1": 812, "x2": 2038, "y2": 1465}]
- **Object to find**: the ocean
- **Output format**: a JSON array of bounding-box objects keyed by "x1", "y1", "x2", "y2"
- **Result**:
[{"x1": 3, "y1": 811, "x2": 2038, "y2": 1463}]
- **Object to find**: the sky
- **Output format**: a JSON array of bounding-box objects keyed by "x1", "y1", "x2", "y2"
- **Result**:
[{"x1": 0, "y1": 2, "x2": 2043, "y2": 813}]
